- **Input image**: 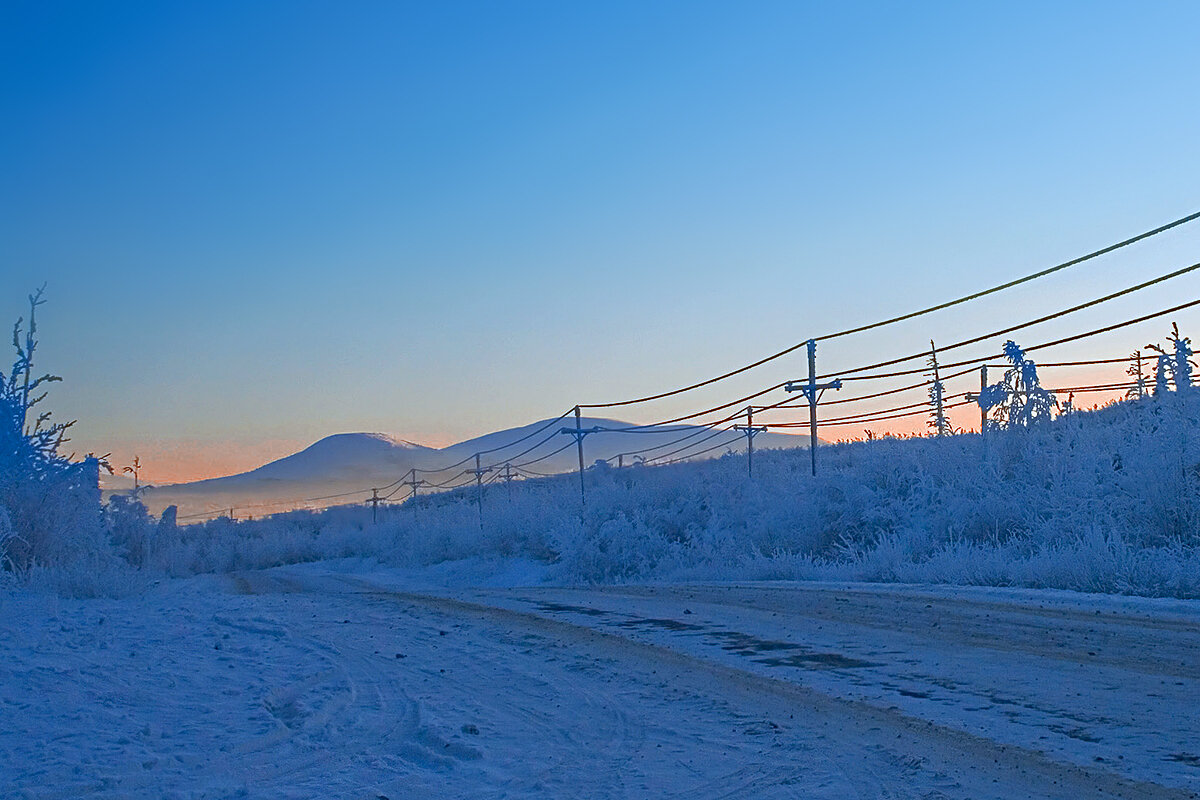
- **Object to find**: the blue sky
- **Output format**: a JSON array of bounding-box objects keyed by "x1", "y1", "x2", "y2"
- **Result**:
[{"x1": 3, "y1": 1, "x2": 1200, "y2": 481}]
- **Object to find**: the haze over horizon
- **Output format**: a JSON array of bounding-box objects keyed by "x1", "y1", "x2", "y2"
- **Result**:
[{"x1": 4, "y1": 1, "x2": 1200, "y2": 483}]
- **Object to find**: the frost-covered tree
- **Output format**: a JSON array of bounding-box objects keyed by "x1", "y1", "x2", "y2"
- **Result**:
[
  {"x1": 1154, "y1": 354, "x2": 1171, "y2": 396},
  {"x1": 1126, "y1": 350, "x2": 1148, "y2": 400},
  {"x1": 1, "y1": 286, "x2": 74, "y2": 477},
  {"x1": 1147, "y1": 322, "x2": 1196, "y2": 391},
  {"x1": 0, "y1": 287, "x2": 107, "y2": 572},
  {"x1": 980, "y1": 340, "x2": 1057, "y2": 429},
  {"x1": 926, "y1": 340, "x2": 952, "y2": 437}
]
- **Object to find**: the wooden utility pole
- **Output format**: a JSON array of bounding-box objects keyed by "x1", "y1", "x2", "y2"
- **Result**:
[
  {"x1": 980, "y1": 364, "x2": 988, "y2": 436},
  {"x1": 784, "y1": 339, "x2": 842, "y2": 476},
  {"x1": 732, "y1": 406, "x2": 767, "y2": 477},
  {"x1": 573, "y1": 406, "x2": 585, "y2": 505},
  {"x1": 402, "y1": 469, "x2": 427, "y2": 514},
  {"x1": 560, "y1": 406, "x2": 603, "y2": 508},
  {"x1": 499, "y1": 462, "x2": 516, "y2": 502},
  {"x1": 965, "y1": 364, "x2": 989, "y2": 457},
  {"x1": 467, "y1": 454, "x2": 493, "y2": 530},
  {"x1": 369, "y1": 488, "x2": 380, "y2": 524}
]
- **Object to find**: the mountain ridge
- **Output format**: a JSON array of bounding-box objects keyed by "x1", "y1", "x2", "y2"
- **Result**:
[{"x1": 137, "y1": 418, "x2": 811, "y2": 517}]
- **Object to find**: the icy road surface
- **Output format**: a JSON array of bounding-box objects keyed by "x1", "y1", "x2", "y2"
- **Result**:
[{"x1": 3, "y1": 568, "x2": 1198, "y2": 799}]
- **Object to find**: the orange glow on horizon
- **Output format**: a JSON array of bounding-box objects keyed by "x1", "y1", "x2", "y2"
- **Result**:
[{"x1": 90, "y1": 361, "x2": 1140, "y2": 485}]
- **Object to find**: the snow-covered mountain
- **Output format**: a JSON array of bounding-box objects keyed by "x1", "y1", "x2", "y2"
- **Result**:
[
  {"x1": 197, "y1": 433, "x2": 435, "y2": 484},
  {"x1": 138, "y1": 419, "x2": 808, "y2": 518}
]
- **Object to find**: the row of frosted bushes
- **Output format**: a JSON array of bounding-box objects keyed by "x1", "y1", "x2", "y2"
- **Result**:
[
  {"x1": 41, "y1": 388, "x2": 1196, "y2": 598},
  {"x1": 5, "y1": 389, "x2": 1200, "y2": 598}
]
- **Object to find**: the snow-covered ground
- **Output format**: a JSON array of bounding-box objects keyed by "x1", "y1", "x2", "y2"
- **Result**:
[{"x1": 4, "y1": 561, "x2": 1197, "y2": 799}]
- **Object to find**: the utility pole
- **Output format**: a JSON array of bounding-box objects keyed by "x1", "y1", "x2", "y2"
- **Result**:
[
  {"x1": 784, "y1": 339, "x2": 842, "y2": 476},
  {"x1": 965, "y1": 364, "x2": 989, "y2": 457},
  {"x1": 369, "y1": 488, "x2": 380, "y2": 524},
  {"x1": 402, "y1": 469, "x2": 428, "y2": 515},
  {"x1": 499, "y1": 462, "x2": 517, "y2": 502},
  {"x1": 560, "y1": 406, "x2": 602, "y2": 508},
  {"x1": 468, "y1": 454, "x2": 493, "y2": 530},
  {"x1": 732, "y1": 406, "x2": 767, "y2": 477},
  {"x1": 980, "y1": 364, "x2": 988, "y2": 438}
]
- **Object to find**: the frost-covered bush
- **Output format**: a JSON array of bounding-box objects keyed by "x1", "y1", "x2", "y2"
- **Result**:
[
  {"x1": 107, "y1": 494, "x2": 155, "y2": 567},
  {"x1": 980, "y1": 340, "x2": 1057, "y2": 428},
  {"x1": 0, "y1": 288, "x2": 115, "y2": 588},
  {"x1": 140, "y1": 383, "x2": 1200, "y2": 598},
  {"x1": 0, "y1": 504, "x2": 15, "y2": 571},
  {"x1": 1148, "y1": 322, "x2": 1197, "y2": 392}
]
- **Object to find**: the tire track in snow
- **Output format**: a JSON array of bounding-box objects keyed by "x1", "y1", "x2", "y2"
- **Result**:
[
  {"x1": 346, "y1": 577, "x2": 1190, "y2": 800},
  {"x1": 459, "y1": 582, "x2": 1200, "y2": 796}
]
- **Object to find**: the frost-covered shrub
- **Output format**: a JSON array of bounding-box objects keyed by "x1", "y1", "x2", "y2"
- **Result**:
[
  {"x1": 107, "y1": 494, "x2": 155, "y2": 567},
  {"x1": 140, "y1": 385, "x2": 1200, "y2": 597},
  {"x1": 0, "y1": 288, "x2": 111, "y2": 577},
  {"x1": 1148, "y1": 322, "x2": 1196, "y2": 392},
  {"x1": 981, "y1": 340, "x2": 1057, "y2": 429},
  {"x1": 0, "y1": 503, "x2": 15, "y2": 571}
]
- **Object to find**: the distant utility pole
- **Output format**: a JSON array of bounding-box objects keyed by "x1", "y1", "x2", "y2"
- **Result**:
[
  {"x1": 468, "y1": 454, "x2": 493, "y2": 530},
  {"x1": 965, "y1": 364, "x2": 989, "y2": 457},
  {"x1": 784, "y1": 339, "x2": 842, "y2": 476},
  {"x1": 370, "y1": 488, "x2": 381, "y2": 524},
  {"x1": 402, "y1": 469, "x2": 428, "y2": 514},
  {"x1": 560, "y1": 406, "x2": 603, "y2": 508},
  {"x1": 499, "y1": 462, "x2": 516, "y2": 502},
  {"x1": 980, "y1": 364, "x2": 988, "y2": 438},
  {"x1": 732, "y1": 406, "x2": 767, "y2": 477}
]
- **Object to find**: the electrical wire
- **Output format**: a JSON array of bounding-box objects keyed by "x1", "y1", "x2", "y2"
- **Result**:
[
  {"x1": 639, "y1": 425, "x2": 736, "y2": 464},
  {"x1": 578, "y1": 210, "x2": 1200, "y2": 409},
  {"x1": 509, "y1": 438, "x2": 577, "y2": 470},
  {"x1": 652, "y1": 433, "x2": 744, "y2": 466},
  {"x1": 412, "y1": 409, "x2": 575, "y2": 475},
  {"x1": 179, "y1": 275, "x2": 1199, "y2": 523},
  {"x1": 822, "y1": 261, "x2": 1200, "y2": 382}
]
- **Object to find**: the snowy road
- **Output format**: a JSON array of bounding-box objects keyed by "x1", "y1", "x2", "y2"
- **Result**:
[{"x1": 3, "y1": 569, "x2": 1198, "y2": 799}]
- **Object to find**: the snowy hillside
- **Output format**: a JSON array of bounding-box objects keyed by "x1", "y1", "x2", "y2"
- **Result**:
[
  {"x1": 174, "y1": 432, "x2": 435, "y2": 487},
  {"x1": 140, "y1": 418, "x2": 808, "y2": 518},
  {"x1": 116, "y1": 389, "x2": 1200, "y2": 600}
]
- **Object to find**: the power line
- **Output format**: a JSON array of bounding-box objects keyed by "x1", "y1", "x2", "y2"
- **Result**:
[
  {"x1": 641, "y1": 425, "x2": 735, "y2": 464},
  {"x1": 412, "y1": 409, "x2": 575, "y2": 475},
  {"x1": 509, "y1": 438, "x2": 577, "y2": 470},
  {"x1": 579, "y1": 210, "x2": 1200, "y2": 409},
  {"x1": 607, "y1": 268, "x2": 1197, "y2": 434},
  {"x1": 805, "y1": 381, "x2": 1140, "y2": 428},
  {"x1": 179, "y1": 268, "x2": 1200, "y2": 523},
  {"x1": 822, "y1": 260, "x2": 1200, "y2": 382},
  {"x1": 652, "y1": 433, "x2": 744, "y2": 466}
]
